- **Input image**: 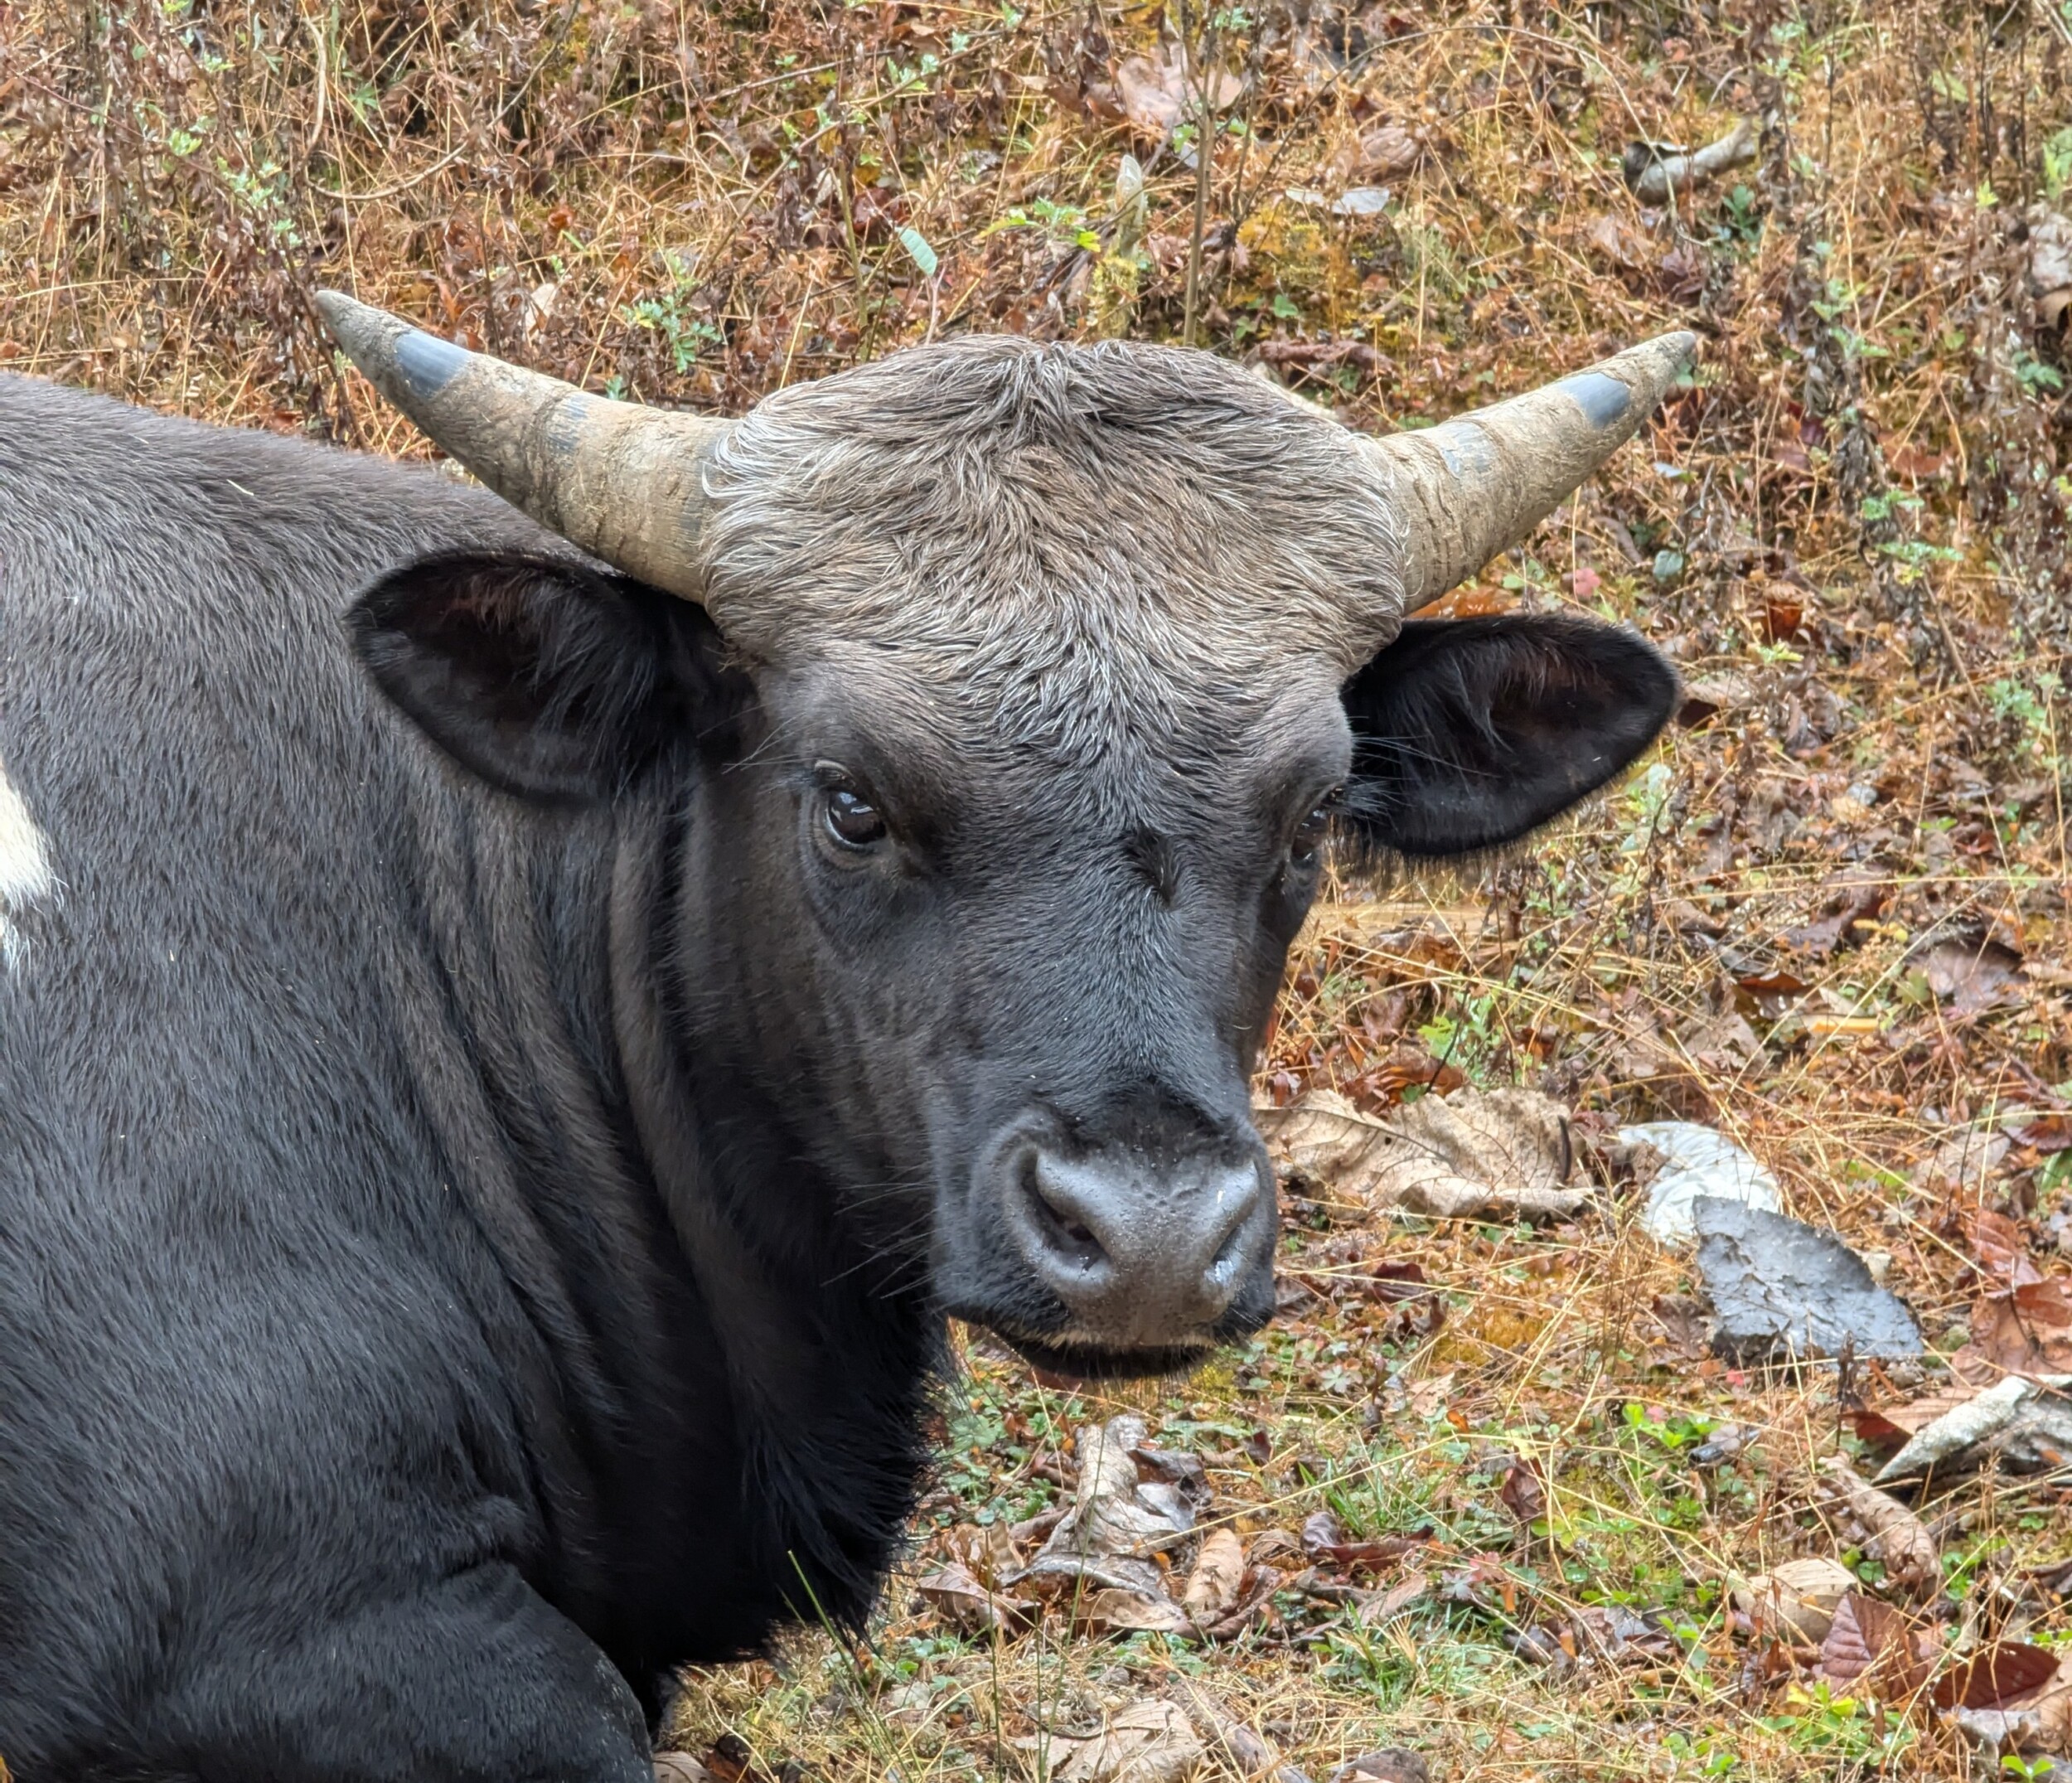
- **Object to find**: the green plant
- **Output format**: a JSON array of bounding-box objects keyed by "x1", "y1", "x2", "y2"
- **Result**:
[{"x1": 622, "y1": 254, "x2": 724, "y2": 375}]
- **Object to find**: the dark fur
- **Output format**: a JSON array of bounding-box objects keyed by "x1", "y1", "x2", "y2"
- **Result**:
[{"x1": 0, "y1": 376, "x2": 1674, "y2": 1781}]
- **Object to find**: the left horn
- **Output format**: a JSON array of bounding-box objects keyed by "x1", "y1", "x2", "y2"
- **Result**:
[
  {"x1": 1358, "y1": 332, "x2": 1697, "y2": 609},
  {"x1": 317, "y1": 291, "x2": 729, "y2": 602}
]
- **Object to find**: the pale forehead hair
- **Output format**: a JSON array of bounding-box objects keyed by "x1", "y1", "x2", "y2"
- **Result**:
[{"x1": 697, "y1": 337, "x2": 1408, "y2": 765}]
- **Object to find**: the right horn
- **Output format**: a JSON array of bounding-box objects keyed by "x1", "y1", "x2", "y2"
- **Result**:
[
  {"x1": 1358, "y1": 332, "x2": 1697, "y2": 609},
  {"x1": 317, "y1": 291, "x2": 729, "y2": 601}
]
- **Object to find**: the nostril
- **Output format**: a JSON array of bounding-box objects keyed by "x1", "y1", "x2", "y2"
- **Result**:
[{"x1": 1020, "y1": 1155, "x2": 1109, "y2": 1267}]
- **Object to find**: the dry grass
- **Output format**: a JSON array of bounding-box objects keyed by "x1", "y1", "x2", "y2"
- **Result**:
[{"x1": 4, "y1": 0, "x2": 2070, "y2": 1776}]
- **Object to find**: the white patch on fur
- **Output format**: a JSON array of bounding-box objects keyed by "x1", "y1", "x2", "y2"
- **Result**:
[{"x1": 0, "y1": 758, "x2": 56, "y2": 974}]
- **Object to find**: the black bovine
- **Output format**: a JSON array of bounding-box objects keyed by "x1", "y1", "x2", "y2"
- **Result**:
[{"x1": 0, "y1": 329, "x2": 1677, "y2": 1781}]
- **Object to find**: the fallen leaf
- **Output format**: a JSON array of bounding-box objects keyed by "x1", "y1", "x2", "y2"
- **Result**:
[
  {"x1": 947, "y1": 1516, "x2": 1025, "y2": 1588},
  {"x1": 1256, "y1": 1088, "x2": 1586, "y2": 1222},
  {"x1": 1047, "y1": 1701, "x2": 1207, "y2": 1783},
  {"x1": 1361, "y1": 1567, "x2": 1431, "y2": 1622},
  {"x1": 1676, "y1": 671, "x2": 1757, "y2": 728},
  {"x1": 1624, "y1": 116, "x2": 1760, "y2": 202},
  {"x1": 653, "y1": 1755, "x2": 715, "y2": 1783},
  {"x1": 1179, "y1": 1528, "x2": 1246, "y2": 1621},
  {"x1": 1870, "y1": 1375, "x2": 2072, "y2": 1480},
  {"x1": 1851, "y1": 1381, "x2": 1992, "y2": 1451},
  {"x1": 1731, "y1": 1557, "x2": 1859, "y2": 1643},
  {"x1": 1195, "y1": 1563, "x2": 1283, "y2": 1641},
  {"x1": 1965, "y1": 1206, "x2": 2042, "y2": 1286},
  {"x1": 1077, "y1": 1587, "x2": 1198, "y2": 1636},
  {"x1": 1300, "y1": 1508, "x2": 1426, "y2": 1572},
  {"x1": 1816, "y1": 1457, "x2": 1939, "y2": 1596},
  {"x1": 1332, "y1": 121, "x2": 1423, "y2": 182},
  {"x1": 1584, "y1": 212, "x2": 1648, "y2": 270},
  {"x1": 1969, "y1": 1279, "x2": 2072, "y2": 1377},
  {"x1": 1112, "y1": 44, "x2": 1241, "y2": 141},
  {"x1": 1916, "y1": 935, "x2": 2024, "y2": 1015},
  {"x1": 1163, "y1": 1676, "x2": 1312, "y2": 1783},
  {"x1": 1324, "y1": 1752, "x2": 1430, "y2": 1783},
  {"x1": 915, "y1": 1561, "x2": 1036, "y2": 1635},
  {"x1": 1031, "y1": 1416, "x2": 1195, "y2": 1571},
  {"x1": 1989, "y1": 1653, "x2": 2072, "y2": 1752},
  {"x1": 1783, "y1": 882, "x2": 1887, "y2": 957},
  {"x1": 1930, "y1": 1640, "x2": 2062, "y2": 1712},
  {"x1": 1813, "y1": 1590, "x2": 1910, "y2": 1691},
  {"x1": 1498, "y1": 1460, "x2": 1547, "y2": 1529}
]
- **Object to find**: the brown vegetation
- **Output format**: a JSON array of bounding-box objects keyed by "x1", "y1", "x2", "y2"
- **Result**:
[{"x1": 3, "y1": 0, "x2": 2070, "y2": 1775}]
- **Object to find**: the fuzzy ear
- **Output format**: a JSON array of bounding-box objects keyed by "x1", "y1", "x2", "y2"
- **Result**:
[
  {"x1": 349, "y1": 553, "x2": 729, "y2": 804},
  {"x1": 1339, "y1": 613, "x2": 1678, "y2": 858}
]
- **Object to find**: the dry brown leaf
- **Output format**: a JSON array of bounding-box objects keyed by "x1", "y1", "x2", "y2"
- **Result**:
[
  {"x1": 946, "y1": 1517, "x2": 1024, "y2": 1589},
  {"x1": 1025, "y1": 1415, "x2": 1195, "y2": 1588},
  {"x1": 1813, "y1": 1590, "x2": 1909, "y2": 1691},
  {"x1": 1077, "y1": 1587, "x2": 1197, "y2": 1636},
  {"x1": 1163, "y1": 1675, "x2": 1312, "y2": 1783},
  {"x1": 1256, "y1": 1088, "x2": 1585, "y2": 1222},
  {"x1": 1993, "y1": 1654, "x2": 2072, "y2": 1752},
  {"x1": 913, "y1": 1560, "x2": 1036, "y2": 1635},
  {"x1": 1112, "y1": 44, "x2": 1241, "y2": 141},
  {"x1": 1731, "y1": 1557, "x2": 1858, "y2": 1643},
  {"x1": 1330, "y1": 121, "x2": 1423, "y2": 183},
  {"x1": 1362, "y1": 1567, "x2": 1431, "y2": 1623},
  {"x1": 1324, "y1": 1753, "x2": 1430, "y2": 1783},
  {"x1": 1931, "y1": 1640, "x2": 2063, "y2": 1711},
  {"x1": 1852, "y1": 1381, "x2": 1993, "y2": 1449},
  {"x1": 1970, "y1": 1279, "x2": 2072, "y2": 1376},
  {"x1": 1816, "y1": 1457, "x2": 1939, "y2": 1596},
  {"x1": 1917, "y1": 1131, "x2": 2016, "y2": 1199},
  {"x1": 1868, "y1": 1375, "x2": 2072, "y2": 1480},
  {"x1": 1048, "y1": 1702, "x2": 1206, "y2": 1783},
  {"x1": 1917, "y1": 935, "x2": 2024, "y2": 1015},
  {"x1": 1584, "y1": 213, "x2": 1648, "y2": 269},
  {"x1": 1179, "y1": 1527, "x2": 1245, "y2": 1622},
  {"x1": 1301, "y1": 1509, "x2": 1425, "y2": 1573},
  {"x1": 1966, "y1": 1206, "x2": 2043, "y2": 1285}
]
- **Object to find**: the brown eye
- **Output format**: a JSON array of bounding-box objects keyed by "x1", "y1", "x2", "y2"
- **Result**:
[{"x1": 823, "y1": 787, "x2": 888, "y2": 849}]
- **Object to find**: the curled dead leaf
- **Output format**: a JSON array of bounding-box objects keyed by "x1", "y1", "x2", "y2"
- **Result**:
[
  {"x1": 1179, "y1": 1527, "x2": 1246, "y2": 1622},
  {"x1": 914, "y1": 1560, "x2": 1036, "y2": 1636},
  {"x1": 1038, "y1": 1701, "x2": 1207, "y2": 1783},
  {"x1": 1256, "y1": 1088, "x2": 1585, "y2": 1222},
  {"x1": 1816, "y1": 1457, "x2": 1939, "y2": 1596},
  {"x1": 1731, "y1": 1557, "x2": 1858, "y2": 1643},
  {"x1": 1968, "y1": 1279, "x2": 2072, "y2": 1378},
  {"x1": 1931, "y1": 1640, "x2": 2063, "y2": 1712}
]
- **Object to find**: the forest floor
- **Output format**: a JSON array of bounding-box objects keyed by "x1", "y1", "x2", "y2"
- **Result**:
[{"x1": 4, "y1": 0, "x2": 2070, "y2": 1776}]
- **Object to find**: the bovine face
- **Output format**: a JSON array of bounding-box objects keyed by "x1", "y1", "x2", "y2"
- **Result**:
[
  {"x1": 356, "y1": 549, "x2": 1674, "y2": 1378},
  {"x1": 675, "y1": 647, "x2": 1353, "y2": 1377},
  {"x1": 351, "y1": 345, "x2": 1677, "y2": 1376}
]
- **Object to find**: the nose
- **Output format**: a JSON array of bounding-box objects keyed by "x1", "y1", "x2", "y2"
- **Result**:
[{"x1": 1007, "y1": 1143, "x2": 1275, "y2": 1342}]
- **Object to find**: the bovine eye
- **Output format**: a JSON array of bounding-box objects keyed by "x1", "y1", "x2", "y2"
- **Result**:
[
  {"x1": 823, "y1": 786, "x2": 888, "y2": 849},
  {"x1": 1290, "y1": 799, "x2": 1335, "y2": 865}
]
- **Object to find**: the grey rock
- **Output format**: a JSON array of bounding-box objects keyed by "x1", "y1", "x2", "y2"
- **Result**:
[{"x1": 1693, "y1": 1197, "x2": 1923, "y2": 1361}]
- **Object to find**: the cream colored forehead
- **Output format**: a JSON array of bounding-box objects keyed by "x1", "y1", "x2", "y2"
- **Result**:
[{"x1": 695, "y1": 337, "x2": 1409, "y2": 683}]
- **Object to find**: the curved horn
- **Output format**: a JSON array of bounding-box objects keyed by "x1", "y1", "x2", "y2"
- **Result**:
[
  {"x1": 1359, "y1": 332, "x2": 1697, "y2": 609},
  {"x1": 317, "y1": 291, "x2": 729, "y2": 600}
]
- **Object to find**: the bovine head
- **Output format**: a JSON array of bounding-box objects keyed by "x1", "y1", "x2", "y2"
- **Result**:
[{"x1": 327, "y1": 298, "x2": 1684, "y2": 1378}]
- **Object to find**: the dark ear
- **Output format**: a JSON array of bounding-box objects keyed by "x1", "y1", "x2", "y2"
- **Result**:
[
  {"x1": 1339, "y1": 613, "x2": 1678, "y2": 857},
  {"x1": 349, "y1": 552, "x2": 730, "y2": 804}
]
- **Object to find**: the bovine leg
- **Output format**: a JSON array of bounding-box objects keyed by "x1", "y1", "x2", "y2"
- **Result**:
[{"x1": 143, "y1": 1563, "x2": 651, "y2": 1783}]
